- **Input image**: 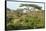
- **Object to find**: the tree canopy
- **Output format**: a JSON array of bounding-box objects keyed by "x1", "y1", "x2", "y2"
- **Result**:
[{"x1": 20, "y1": 4, "x2": 42, "y2": 10}]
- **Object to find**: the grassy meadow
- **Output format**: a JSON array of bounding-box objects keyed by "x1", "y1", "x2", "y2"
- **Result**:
[
  {"x1": 6, "y1": 3, "x2": 45, "y2": 30},
  {"x1": 6, "y1": 8, "x2": 45, "y2": 30}
]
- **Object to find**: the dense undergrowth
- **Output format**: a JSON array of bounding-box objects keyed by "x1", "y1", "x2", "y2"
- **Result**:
[{"x1": 6, "y1": 9, "x2": 45, "y2": 30}]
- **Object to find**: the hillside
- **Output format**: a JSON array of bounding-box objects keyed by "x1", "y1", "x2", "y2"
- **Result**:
[{"x1": 6, "y1": 8, "x2": 45, "y2": 30}]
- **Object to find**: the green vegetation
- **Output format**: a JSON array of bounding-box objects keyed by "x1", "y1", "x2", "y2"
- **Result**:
[
  {"x1": 20, "y1": 4, "x2": 42, "y2": 10},
  {"x1": 6, "y1": 4, "x2": 45, "y2": 30}
]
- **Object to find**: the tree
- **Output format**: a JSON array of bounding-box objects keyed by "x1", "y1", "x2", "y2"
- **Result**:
[{"x1": 20, "y1": 4, "x2": 42, "y2": 10}]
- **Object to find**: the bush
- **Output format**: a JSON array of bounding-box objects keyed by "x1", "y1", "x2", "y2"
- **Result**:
[{"x1": 6, "y1": 10, "x2": 45, "y2": 30}]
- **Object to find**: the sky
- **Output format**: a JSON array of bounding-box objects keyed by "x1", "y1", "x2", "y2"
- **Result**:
[{"x1": 7, "y1": 0, "x2": 45, "y2": 10}]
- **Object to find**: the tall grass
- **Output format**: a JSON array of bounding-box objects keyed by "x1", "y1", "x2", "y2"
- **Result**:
[{"x1": 6, "y1": 10, "x2": 45, "y2": 30}]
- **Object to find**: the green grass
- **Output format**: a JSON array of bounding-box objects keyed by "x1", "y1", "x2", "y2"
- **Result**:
[{"x1": 6, "y1": 10, "x2": 45, "y2": 30}]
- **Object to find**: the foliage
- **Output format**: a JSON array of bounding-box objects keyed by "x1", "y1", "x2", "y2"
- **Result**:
[
  {"x1": 6, "y1": 9, "x2": 45, "y2": 30},
  {"x1": 20, "y1": 4, "x2": 42, "y2": 10}
]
